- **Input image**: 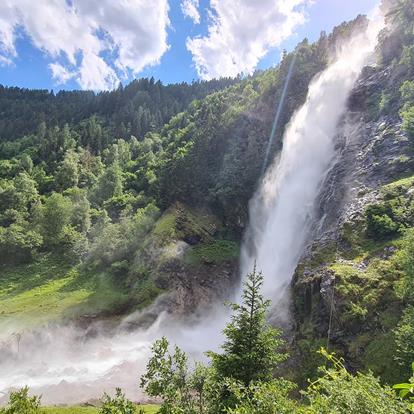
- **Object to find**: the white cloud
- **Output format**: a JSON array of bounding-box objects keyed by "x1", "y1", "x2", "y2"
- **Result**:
[
  {"x1": 0, "y1": 0, "x2": 170, "y2": 90},
  {"x1": 0, "y1": 55, "x2": 12, "y2": 66},
  {"x1": 49, "y1": 63, "x2": 76, "y2": 84},
  {"x1": 78, "y1": 52, "x2": 119, "y2": 91},
  {"x1": 181, "y1": 0, "x2": 200, "y2": 24},
  {"x1": 187, "y1": 0, "x2": 310, "y2": 80}
]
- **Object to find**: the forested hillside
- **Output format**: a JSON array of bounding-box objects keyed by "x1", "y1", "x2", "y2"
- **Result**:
[
  {"x1": 0, "y1": 14, "x2": 340, "y2": 328},
  {"x1": 0, "y1": 77, "x2": 237, "y2": 143}
]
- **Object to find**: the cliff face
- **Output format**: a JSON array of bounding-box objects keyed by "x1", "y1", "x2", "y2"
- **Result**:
[{"x1": 292, "y1": 63, "x2": 414, "y2": 383}]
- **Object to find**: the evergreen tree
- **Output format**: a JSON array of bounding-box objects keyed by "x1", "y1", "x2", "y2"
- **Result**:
[
  {"x1": 209, "y1": 265, "x2": 287, "y2": 387},
  {"x1": 55, "y1": 149, "x2": 79, "y2": 191}
]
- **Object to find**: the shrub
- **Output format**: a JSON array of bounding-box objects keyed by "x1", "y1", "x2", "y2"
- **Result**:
[
  {"x1": 226, "y1": 379, "x2": 298, "y2": 414},
  {"x1": 302, "y1": 350, "x2": 407, "y2": 414},
  {"x1": 99, "y1": 388, "x2": 136, "y2": 414},
  {"x1": 393, "y1": 362, "x2": 414, "y2": 412},
  {"x1": 394, "y1": 306, "x2": 414, "y2": 378},
  {"x1": 0, "y1": 387, "x2": 43, "y2": 414},
  {"x1": 365, "y1": 204, "x2": 399, "y2": 239},
  {"x1": 401, "y1": 106, "x2": 414, "y2": 140}
]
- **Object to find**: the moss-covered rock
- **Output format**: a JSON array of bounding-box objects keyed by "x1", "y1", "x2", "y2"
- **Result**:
[
  {"x1": 184, "y1": 240, "x2": 239, "y2": 265},
  {"x1": 151, "y1": 201, "x2": 219, "y2": 247},
  {"x1": 293, "y1": 174, "x2": 414, "y2": 384}
]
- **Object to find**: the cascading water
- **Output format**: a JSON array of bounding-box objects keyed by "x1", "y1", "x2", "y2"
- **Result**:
[
  {"x1": 240, "y1": 15, "x2": 383, "y2": 321},
  {"x1": 0, "y1": 13, "x2": 383, "y2": 405}
]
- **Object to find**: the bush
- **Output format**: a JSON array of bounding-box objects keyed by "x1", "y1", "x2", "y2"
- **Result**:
[
  {"x1": 393, "y1": 362, "x2": 414, "y2": 412},
  {"x1": 394, "y1": 306, "x2": 414, "y2": 377},
  {"x1": 0, "y1": 387, "x2": 43, "y2": 414},
  {"x1": 365, "y1": 204, "x2": 399, "y2": 239},
  {"x1": 226, "y1": 379, "x2": 298, "y2": 414},
  {"x1": 400, "y1": 80, "x2": 414, "y2": 107},
  {"x1": 401, "y1": 106, "x2": 414, "y2": 140},
  {"x1": 100, "y1": 388, "x2": 136, "y2": 414},
  {"x1": 302, "y1": 350, "x2": 407, "y2": 414}
]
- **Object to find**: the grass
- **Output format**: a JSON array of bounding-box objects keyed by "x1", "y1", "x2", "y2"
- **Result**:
[
  {"x1": 0, "y1": 254, "x2": 130, "y2": 335},
  {"x1": 152, "y1": 202, "x2": 218, "y2": 247},
  {"x1": 184, "y1": 239, "x2": 239, "y2": 265},
  {"x1": 43, "y1": 404, "x2": 160, "y2": 413},
  {"x1": 381, "y1": 173, "x2": 414, "y2": 198},
  {"x1": 43, "y1": 408, "x2": 97, "y2": 414}
]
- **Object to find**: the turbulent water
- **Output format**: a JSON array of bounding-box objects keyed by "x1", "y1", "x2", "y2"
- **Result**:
[
  {"x1": 0, "y1": 15, "x2": 383, "y2": 405},
  {"x1": 240, "y1": 15, "x2": 383, "y2": 320}
]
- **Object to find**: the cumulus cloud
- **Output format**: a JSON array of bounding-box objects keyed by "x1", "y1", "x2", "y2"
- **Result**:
[
  {"x1": 49, "y1": 63, "x2": 76, "y2": 84},
  {"x1": 181, "y1": 0, "x2": 200, "y2": 24},
  {"x1": 0, "y1": 0, "x2": 170, "y2": 90},
  {"x1": 186, "y1": 0, "x2": 310, "y2": 80}
]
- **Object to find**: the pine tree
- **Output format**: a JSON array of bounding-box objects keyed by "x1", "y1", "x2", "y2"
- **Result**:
[{"x1": 209, "y1": 264, "x2": 287, "y2": 387}]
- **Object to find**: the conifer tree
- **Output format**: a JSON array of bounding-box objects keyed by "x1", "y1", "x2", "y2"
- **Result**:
[{"x1": 209, "y1": 264, "x2": 287, "y2": 387}]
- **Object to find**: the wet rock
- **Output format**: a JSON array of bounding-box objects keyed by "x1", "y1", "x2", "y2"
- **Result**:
[{"x1": 292, "y1": 63, "x2": 413, "y2": 371}]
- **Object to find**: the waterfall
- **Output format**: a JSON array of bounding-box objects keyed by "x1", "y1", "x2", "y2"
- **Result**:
[
  {"x1": 0, "y1": 14, "x2": 383, "y2": 405},
  {"x1": 240, "y1": 15, "x2": 383, "y2": 320}
]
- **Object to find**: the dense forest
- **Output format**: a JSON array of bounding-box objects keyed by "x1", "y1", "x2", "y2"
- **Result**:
[{"x1": 1, "y1": 0, "x2": 414, "y2": 412}]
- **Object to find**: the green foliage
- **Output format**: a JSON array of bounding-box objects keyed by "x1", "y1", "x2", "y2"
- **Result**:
[
  {"x1": 0, "y1": 255, "x2": 139, "y2": 331},
  {"x1": 400, "y1": 80, "x2": 414, "y2": 107},
  {"x1": 43, "y1": 408, "x2": 99, "y2": 414},
  {"x1": 208, "y1": 265, "x2": 287, "y2": 412},
  {"x1": 140, "y1": 336, "x2": 199, "y2": 414},
  {"x1": 0, "y1": 387, "x2": 43, "y2": 414},
  {"x1": 226, "y1": 379, "x2": 298, "y2": 414},
  {"x1": 55, "y1": 149, "x2": 79, "y2": 191},
  {"x1": 99, "y1": 388, "x2": 136, "y2": 414},
  {"x1": 210, "y1": 265, "x2": 286, "y2": 386},
  {"x1": 379, "y1": 92, "x2": 391, "y2": 114},
  {"x1": 0, "y1": 221, "x2": 42, "y2": 262},
  {"x1": 152, "y1": 203, "x2": 218, "y2": 248},
  {"x1": 34, "y1": 192, "x2": 73, "y2": 248},
  {"x1": 141, "y1": 268, "x2": 291, "y2": 414},
  {"x1": 364, "y1": 176, "x2": 414, "y2": 241},
  {"x1": 42, "y1": 406, "x2": 159, "y2": 414},
  {"x1": 87, "y1": 203, "x2": 159, "y2": 267},
  {"x1": 0, "y1": 78, "x2": 236, "y2": 144},
  {"x1": 91, "y1": 163, "x2": 123, "y2": 206},
  {"x1": 395, "y1": 306, "x2": 414, "y2": 377},
  {"x1": 184, "y1": 240, "x2": 239, "y2": 265},
  {"x1": 302, "y1": 349, "x2": 407, "y2": 414},
  {"x1": 294, "y1": 173, "x2": 414, "y2": 385},
  {"x1": 394, "y1": 362, "x2": 414, "y2": 412},
  {"x1": 399, "y1": 228, "x2": 414, "y2": 301},
  {"x1": 365, "y1": 204, "x2": 400, "y2": 239},
  {"x1": 401, "y1": 106, "x2": 414, "y2": 140}
]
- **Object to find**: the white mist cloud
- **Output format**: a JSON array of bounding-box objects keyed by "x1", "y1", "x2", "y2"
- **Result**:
[
  {"x1": 0, "y1": 0, "x2": 170, "y2": 90},
  {"x1": 187, "y1": 0, "x2": 310, "y2": 80},
  {"x1": 181, "y1": 0, "x2": 201, "y2": 24}
]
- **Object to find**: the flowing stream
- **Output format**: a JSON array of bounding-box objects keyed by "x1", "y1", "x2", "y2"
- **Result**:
[{"x1": 0, "y1": 15, "x2": 382, "y2": 405}]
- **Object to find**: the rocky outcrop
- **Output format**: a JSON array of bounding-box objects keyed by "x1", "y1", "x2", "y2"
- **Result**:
[
  {"x1": 291, "y1": 64, "x2": 413, "y2": 380},
  {"x1": 131, "y1": 202, "x2": 239, "y2": 322}
]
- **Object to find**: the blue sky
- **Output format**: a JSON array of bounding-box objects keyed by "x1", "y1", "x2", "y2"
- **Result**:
[{"x1": 0, "y1": 0, "x2": 378, "y2": 91}]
